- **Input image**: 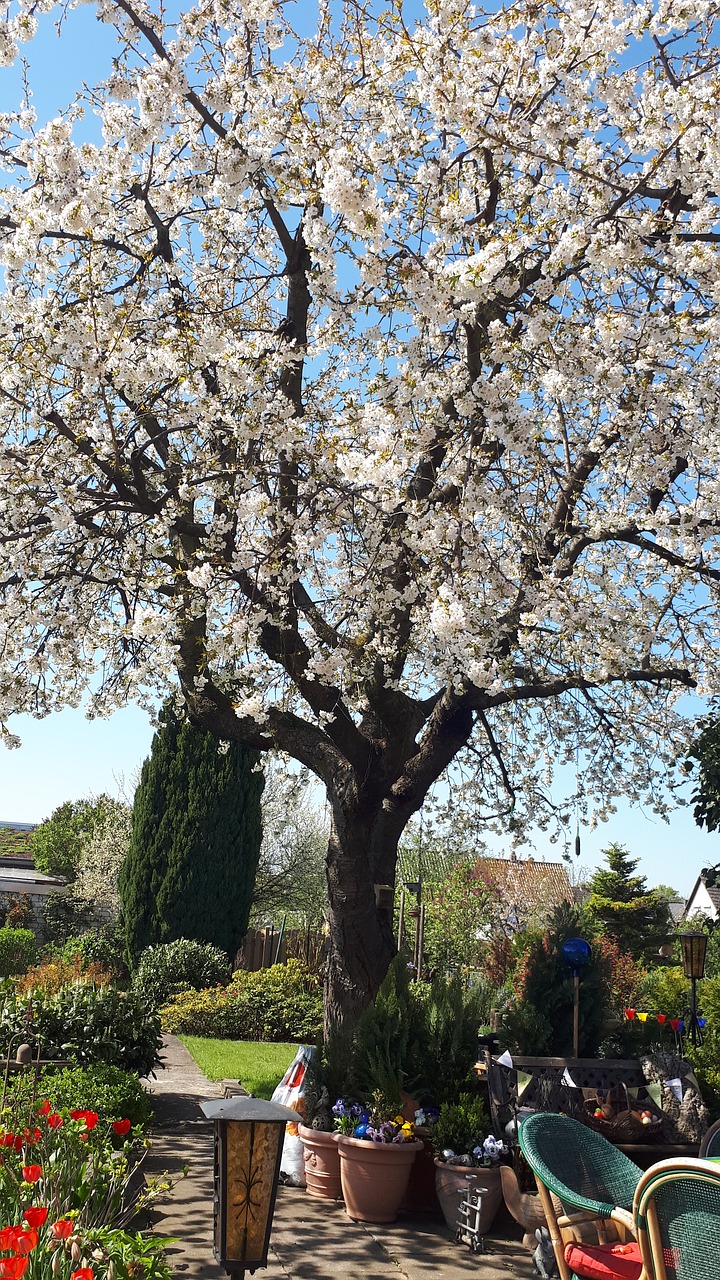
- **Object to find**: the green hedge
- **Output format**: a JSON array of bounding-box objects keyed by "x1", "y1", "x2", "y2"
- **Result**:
[
  {"x1": 0, "y1": 926, "x2": 37, "y2": 976},
  {"x1": 161, "y1": 960, "x2": 322, "y2": 1041},
  {"x1": 133, "y1": 938, "x2": 231, "y2": 1009},
  {"x1": 0, "y1": 985, "x2": 162, "y2": 1076}
]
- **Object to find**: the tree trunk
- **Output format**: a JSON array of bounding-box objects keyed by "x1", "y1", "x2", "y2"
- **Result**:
[{"x1": 323, "y1": 804, "x2": 399, "y2": 1033}]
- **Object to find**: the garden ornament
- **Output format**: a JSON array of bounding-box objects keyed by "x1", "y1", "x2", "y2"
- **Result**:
[{"x1": 533, "y1": 1227, "x2": 557, "y2": 1278}]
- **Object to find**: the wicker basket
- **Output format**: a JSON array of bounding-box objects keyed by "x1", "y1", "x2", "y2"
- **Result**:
[{"x1": 569, "y1": 1083, "x2": 665, "y2": 1143}]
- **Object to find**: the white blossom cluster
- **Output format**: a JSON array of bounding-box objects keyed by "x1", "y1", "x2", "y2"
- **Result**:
[{"x1": 0, "y1": 0, "x2": 718, "y2": 845}]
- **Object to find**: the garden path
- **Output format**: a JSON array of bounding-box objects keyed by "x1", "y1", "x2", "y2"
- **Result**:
[{"x1": 142, "y1": 1035, "x2": 535, "y2": 1280}]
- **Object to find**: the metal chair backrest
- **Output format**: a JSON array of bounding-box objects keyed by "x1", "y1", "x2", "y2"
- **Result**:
[
  {"x1": 698, "y1": 1117, "x2": 720, "y2": 1159},
  {"x1": 519, "y1": 1111, "x2": 643, "y2": 1218},
  {"x1": 634, "y1": 1157, "x2": 720, "y2": 1280}
]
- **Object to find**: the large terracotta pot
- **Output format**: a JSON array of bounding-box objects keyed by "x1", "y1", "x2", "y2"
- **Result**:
[
  {"x1": 298, "y1": 1124, "x2": 341, "y2": 1200},
  {"x1": 337, "y1": 1135, "x2": 422, "y2": 1223},
  {"x1": 434, "y1": 1159, "x2": 503, "y2": 1234},
  {"x1": 401, "y1": 1134, "x2": 441, "y2": 1213}
]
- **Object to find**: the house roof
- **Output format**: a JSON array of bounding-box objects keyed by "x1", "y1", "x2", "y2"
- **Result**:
[
  {"x1": 0, "y1": 822, "x2": 35, "y2": 865},
  {"x1": 471, "y1": 855, "x2": 574, "y2": 911},
  {"x1": 685, "y1": 873, "x2": 720, "y2": 920}
]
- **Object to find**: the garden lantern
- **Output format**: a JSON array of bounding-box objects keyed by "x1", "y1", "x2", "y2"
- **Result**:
[
  {"x1": 561, "y1": 937, "x2": 592, "y2": 1058},
  {"x1": 679, "y1": 930, "x2": 708, "y2": 1046},
  {"x1": 201, "y1": 1096, "x2": 300, "y2": 1278}
]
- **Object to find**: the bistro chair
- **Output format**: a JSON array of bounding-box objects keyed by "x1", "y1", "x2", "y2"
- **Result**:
[
  {"x1": 634, "y1": 1157, "x2": 720, "y2": 1280},
  {"x1": 698, "y1": 1117, "x2": 720, "y2": 1159},
  {"x1": 519, "y1": 1112, "x2": 644, "y2": 1280}
]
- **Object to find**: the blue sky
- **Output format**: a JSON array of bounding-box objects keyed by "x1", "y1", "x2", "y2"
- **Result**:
[{"x1": 0, "y1": 4, "x2": 718, "y2": 897}]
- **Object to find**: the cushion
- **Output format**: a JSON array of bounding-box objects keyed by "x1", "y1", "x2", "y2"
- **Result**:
[{"x1": 564, "y1": 1240, "x2": 643, "y2": 1280}]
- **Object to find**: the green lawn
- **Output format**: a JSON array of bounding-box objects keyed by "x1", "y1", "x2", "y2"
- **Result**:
[{"x1": 180, "y1": 1036, "x2": 298, "y2": 1099}]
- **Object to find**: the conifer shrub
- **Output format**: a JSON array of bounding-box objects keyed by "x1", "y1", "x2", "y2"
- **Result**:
[{"x1": 119, "y1": 705, "x2": 264, "y2": 962}]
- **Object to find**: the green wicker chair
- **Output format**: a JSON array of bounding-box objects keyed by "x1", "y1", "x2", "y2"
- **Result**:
[
  {"x1": 634, "y1": 1157, "x2": 720, "y2": 1280},
  {"x1": 519, "y1": 1112, "x2": 644, "y2": 1280}
]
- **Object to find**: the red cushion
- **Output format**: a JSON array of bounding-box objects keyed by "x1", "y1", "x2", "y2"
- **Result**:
[{"x1": 564, "y1": 1240, "x2": 643, "y2": 1280}]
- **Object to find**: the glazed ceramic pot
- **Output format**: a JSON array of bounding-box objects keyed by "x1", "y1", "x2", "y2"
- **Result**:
[
  {"x1": 298, "y1": 1124, "x2": 342, "y2": 1199},
  {"x1": 434, "y1": 1160, "x2": 503, "y2": 1234},
  {"x1": 337, "y1": 1135, "x2": 422, "y2": 1223}
]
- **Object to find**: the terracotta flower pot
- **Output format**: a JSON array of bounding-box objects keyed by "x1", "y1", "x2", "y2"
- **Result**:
[
  {"x1": 298, "y1": 1124, "x2": 341, "y2": 1200},
  {"x1": 337, "y1": 1134, "x2": 422, "y2": 1223},
  {"x1": 434, "y1": 1159, "x2": 503, "y2": 1234}
]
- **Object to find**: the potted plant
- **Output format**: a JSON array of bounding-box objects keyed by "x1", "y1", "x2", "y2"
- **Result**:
[
  {"x1": 335, "y1": 1092, "x2": 423, "y2": 1223},
  {"x1": 432, "y1": 1093, "x2": 507, "y2": 1233}
]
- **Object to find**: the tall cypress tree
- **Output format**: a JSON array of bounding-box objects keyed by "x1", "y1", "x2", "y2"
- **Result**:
[{"x1": 119, "y1": 706, "x2": 264, "y2": 962}]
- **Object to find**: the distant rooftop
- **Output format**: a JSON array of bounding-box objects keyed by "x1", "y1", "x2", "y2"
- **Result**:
[
  {"x1": 0, "y1": 822, "x2": 35, "y2": 863},
  {"x1": 472, "y1": 855, "x2": 574, "y2": 910}
]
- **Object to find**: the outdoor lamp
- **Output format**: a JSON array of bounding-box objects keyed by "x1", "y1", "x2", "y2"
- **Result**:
[
  {"x1": 561, "y1": 937, "x2": 592, "y2": 1058},
  {"x1": 679, "y1": 930, "x2": 708, "y2": 1045},
  {"x1": 201, "y1": 1096, "x2": 300, "y2": 1278}
]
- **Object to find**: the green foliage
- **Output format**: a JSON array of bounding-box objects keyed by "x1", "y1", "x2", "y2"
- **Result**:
[
  {"x1": 433, "y1": 1093, "x2": 491, "y2": 1157},
  {"x1": 161, "y1": 959, "x2": 323, "y2": 1041},
  {"x1": 639, "y1": 963, "x2": 689, "y2": 1016},
  {"x1": 346, "y1": 956, "x2": 424, "y2": 1108},
  {"x1": 36, "y1": 1062, "x2": 154, "y2": 1131},
  {"x1": 586, "y1": 843, "x2": 672, "y2": 962},
  {"x1": 133, "y1": 937, "x2": 231, "y2": 1009},
  {"x1": 504, "y1": 902, "x2": 611, "y2": 1056},
  {"x1": 311, "y1": 958, "x2": 488, "y2": 1111},
  {"x1": 41, "y1": 888, "x2": 94, "y2": 945},
  {"x1": 409, "y1": 972, "x2": 493, "y2": 1104},
  {"x1": 687, "y1": 713, "x2": 720, "y2": 833},
  {"x1": 180, "y1": 1036, "x2": 297, "y2": 1098},
  {"x1": 0, "y1": 985, "x2": 162, "y2": 1075},
  {"x1": 32, "y1": 794, "x2": 120, "y2": 880},
  {"x1": 421, "y1": 861, "x2": 496, "y2": 974},
  {"x1": 59, "y1": 922, "x2": 129, "y2": 978},
  {"x1": 0, "y1": 925, "x2": 37, "y2": 976},
  {"x1": 120, "y1": 704, "x2": 264, "y2": 961}
]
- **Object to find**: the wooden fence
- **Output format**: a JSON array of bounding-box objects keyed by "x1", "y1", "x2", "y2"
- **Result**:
[{"x1": 235, "y1": 924, "x2": 326, "y2": 972}]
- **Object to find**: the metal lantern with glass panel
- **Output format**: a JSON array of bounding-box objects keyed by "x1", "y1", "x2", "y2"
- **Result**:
[
  {"x1": 679, "y1": 930, "x2": 708, "y2": 1046},
  {"x1": 201, "y1": 1097, "x2": 300, "y2": 1278}
]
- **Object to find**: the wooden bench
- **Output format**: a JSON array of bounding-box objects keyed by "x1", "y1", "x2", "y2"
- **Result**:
[{"x1": 481, "y1": 1047, "x2": 698, "y2": 1163}]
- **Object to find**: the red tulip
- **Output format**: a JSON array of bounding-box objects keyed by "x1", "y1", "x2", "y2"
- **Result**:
[
  {"x1": 0, "y1": 1258, "x2": 29, "y2": 1279},
  {"x1": 47, "y1": 1114, "x2": 64, "y2": 1130},
  {"x1": 71, "y1": 1270, "x2": 94, "y2": 1280},
  {"x1": 0, "y1": 1226, "x2": 19, "y2": 1251},
  {"x1": 2, "y1": 1133, "x2": 16, "y2": 1148},
  {"x1": 37, "y1": 1101, "x2": 51, "y2": 1116},
  {"x1": 50, "y1": 1219, "x2": 74, "y2": 1240},
  {"x1": 112, "y1": 1119, "x2": 131, "y2": 1137},
  {"x1": 70, "y1": 1110, "x2": 98, "y2": 1131},
  {"x1": 23, "y1": 1207, "x2": 48, "y2": 1229},
  {"x1": 12, "y1": 1227, "x2": 38, "y2": 1255},
  {"x1": 22, "y1": 1128, "x2": 42, "y2": 1144},
  {"x1": 21, "y1": 1165, "x2": 43, "y2": 1184}
]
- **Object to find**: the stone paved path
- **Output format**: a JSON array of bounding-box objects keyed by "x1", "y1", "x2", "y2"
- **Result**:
[{"x1": 142, "y1": 1036, "x2": 536, "y2": 1280}]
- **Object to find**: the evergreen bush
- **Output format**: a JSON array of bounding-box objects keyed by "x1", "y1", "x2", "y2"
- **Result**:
[
  {"x1": 133, "y1": 938, "x2": 231, "y2": 1009},
  {"x1": 161, "y1": 959, "x2": 322, "y2": 1041},
  {"x1": 0, "y1": 926, "x2": 37, "y2": 976},
  {"x1": 0, "y1": 986, "x2": 162, "y2": 1075}
]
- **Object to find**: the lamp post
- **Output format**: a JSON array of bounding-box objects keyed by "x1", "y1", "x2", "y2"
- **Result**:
[
  {"x1": 561, "y1": 937, "x2": 592, "y2": 1058},
  {"x1": 201, "y1": 1096, "x2": 301, "y2": 1278},
  {"x1": 679, "y1": 930, "x2": 708, "y2": 1046}
]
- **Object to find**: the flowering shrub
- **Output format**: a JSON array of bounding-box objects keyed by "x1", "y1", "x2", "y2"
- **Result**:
[
  {"x1": 332, "y1": 1097, "x2": 416, "y2": 1144},
  {"x1": 160, "y1": 960, "x2": 322, "y2": 1041}
]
